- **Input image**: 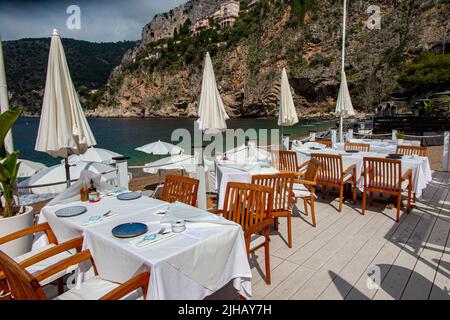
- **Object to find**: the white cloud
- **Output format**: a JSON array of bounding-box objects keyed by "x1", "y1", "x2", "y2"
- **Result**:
[{"x1": 0, "y1": 0, "x2": 186, "y2": 42}]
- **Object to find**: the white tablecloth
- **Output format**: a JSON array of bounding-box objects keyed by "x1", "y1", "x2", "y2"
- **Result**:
[
  {"x1": 293, "y1": 148, "x2": 432, "y2": 198},
  {"x1": 335, "y1": 139, "x2": 419, "y2": 154},
  {"x1": 33, "y1": 195, "x2": 167, "y2": 250},
  {"x1": 216, "y1": 164, "x2": 279, "y2": 209},
  {"x1": 33, "y1": 197, "x2": 251, "y2": 300},
  {"x1": 84, "y1": 204, "x2": 251, "y2": 300}
]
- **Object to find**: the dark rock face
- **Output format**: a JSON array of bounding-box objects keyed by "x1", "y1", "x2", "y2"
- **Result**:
[{"x1": 90, "y1": 0, "x2": 449, "y2": 119}]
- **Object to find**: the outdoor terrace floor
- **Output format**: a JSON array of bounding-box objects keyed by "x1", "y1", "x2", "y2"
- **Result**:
[{"x1": 248, "y1": 170, "x2": 450, "y2": 300}]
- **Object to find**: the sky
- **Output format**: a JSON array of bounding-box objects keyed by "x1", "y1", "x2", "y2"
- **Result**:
[{"x1": 0, "y1": 0, "x2": 186, "y2": 42}]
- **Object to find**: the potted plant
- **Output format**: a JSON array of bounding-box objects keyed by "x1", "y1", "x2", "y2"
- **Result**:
[
  {"x1": 0, "y1": 107, "x2": 34, "y2": 258},
  {"x1": 396, "y1": 131, "x2": 405, "y2": 145}
]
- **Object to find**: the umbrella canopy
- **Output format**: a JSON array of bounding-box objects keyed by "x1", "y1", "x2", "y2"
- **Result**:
[
  {"x1": 0, "y1": 159, "x2": 47, "y2": 178},
  {"x1": 197, "y1": 52, "x2": 229, "y2": 134},
  {"x1": 335, "y1": 71, "x2": 355, "y2": 118},
  {"x1": 136, "y1": 140, "x2": 183, "y2": 155},
  {"x1": 67, "y1": 147, "x2": 122, "y2": 165},
  {"x1": 278, "y1": 68, "x2": 299, "y2": 127},
  {"x1": 143, "y1": 154, "x2": 196, "y2": 174},
  {"x1": 35, "y1": 29, "x2": 96, "y2": 159},
  {"x1": 19, "y1": 161, "x2": 115, "y2": 195},
  {"x1": 0, "y1": 36, "x2": 14, "y2": 153}
]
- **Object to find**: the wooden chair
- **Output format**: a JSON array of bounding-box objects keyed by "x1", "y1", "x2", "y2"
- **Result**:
[
  {"x1": 396, "y1": 145, "x2": 427, "y2": 157},
  {"x1": 0, "y1": 237, "x2": 150, "y2": 300},
  {"x1": 316, "y1": 140, "x2": 333, "y2": 148},
  {"x1": 362, "y1": 157, "x2": 412, "y2": 222},
  {"x1": 272, "y1": 150, "x2": 300, "y2": 173},
  {"x1": 161, "y1": 175, "x2": 199, "y2": 207},
  {"x1": 396, "y1": 145, "x2": 427, "y2": 203},
  {"x1": 211, "y1": 182, "x2": 274, "y2": 284},
  {"x1": 252, "y1": 173, "x2": 295, "y2": 247},
  {"x1": 310, "y1": 153, "x2": 357, "y2": 212},
  {"x1": 292, "y1": 159, "x2": 321, "y2": 227},
  {"x1": 345, "y1": 142, "x2": 370, "y2": 152},
  {"x1": 0, "y1": 222, "x2": 77, "y2": 298}
]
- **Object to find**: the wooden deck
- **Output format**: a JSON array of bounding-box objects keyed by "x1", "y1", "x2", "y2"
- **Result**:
[{"x1": 249, "y1": 170, "x2": 450, "y2": 300}]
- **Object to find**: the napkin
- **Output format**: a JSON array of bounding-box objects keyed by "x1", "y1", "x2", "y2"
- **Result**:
[
  {"x1": 82, "y1": 212, "x2": 117, "y2": 227},
  {"x1": 129, "y1": 232, "x2": 177, "y2": 248},
  {"x1": 160, "y1": 202, "x2": 236, "y2": 226}
]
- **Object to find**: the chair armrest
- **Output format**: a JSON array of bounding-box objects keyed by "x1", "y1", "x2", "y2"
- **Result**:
[
  {"x1": 245, "y1": 218, "x2": 274, "y2": 236},
  {"x1": 401, "y1": 169, "x2": 413, "y2": 181},
  {"x1": 34, "y1": 249, "x2": 94, "y2": 283},
  {"x1": 0, "y1": 222, "x2": 57, "y2": 246},
  {"x1": 209, "y1": 209, "x2": 223, "y2": 215},
  {"x1": 294, "y1": 179, "x2": 316, "y2": 186},
  {"x1": 19, "y1": 237, "x2": 84, "y2": 269},
  {"x1": 298, "y1": 161, "x2": 310, "y2": 172},
  {"x1": 343, "y1": 164, "x2": 357, "y2": 176},
  {"x1": 100, "y1": 272, "x2": 150, "y2": 300}
]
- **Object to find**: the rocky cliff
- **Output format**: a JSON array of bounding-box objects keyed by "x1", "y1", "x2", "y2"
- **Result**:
[{"x1": 89, "y1": 0, "x2": 450, "y2": 119}]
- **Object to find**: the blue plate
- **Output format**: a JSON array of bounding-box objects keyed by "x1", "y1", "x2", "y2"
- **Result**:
[
  {"x1": 55, "y1": 206, "x2": 87, "y2": 218},
  {"x1": 117, "y1": 192, "x2": 142, "y2": 201},
  {"x1": 112, "y1": 223, "x2": 148, "y2": 239}
]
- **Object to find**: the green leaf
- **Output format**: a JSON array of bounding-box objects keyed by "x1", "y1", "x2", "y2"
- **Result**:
[
  {"x1": 0, "y1": 107, "x2": 22, "y2": 150},
  {"x1": 0, "y1": 162, "x2": 11, "y2": 180}
]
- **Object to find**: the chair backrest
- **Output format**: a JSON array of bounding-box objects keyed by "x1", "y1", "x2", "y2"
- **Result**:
[
  {"x1": 311, "y1": 153, "x2": 343, "y2": 184},
  {"x1": 0, "y1": 251, "x2": 47, "y2": 300},
  {"x1": 345, "y1": 142, "x2": 370, "y2": 152},
  {"x1": 274, "y1": 150, "x2": 299, "y2": 172},
  {"x1": 222, "y1": 182, "x2": 273, "y2": 231},
  {"x1": 161, "y1": 175, "x2": 199, "y2": 207},
  {"x1": 252, "y1": 173, "x2": 294, "y2": 212},
  {"x1": 316, "y1": 140, "x2": 332, "y2": 148},
  {"x1": 363, "y1": 157, "x2": 402, "y2": 192},
  {"x1": 303, "y1": 158, "x2": 322, "y2": 183},
  {"x1": 396, "y1": 145, "x2": 427, "y2": 157}
]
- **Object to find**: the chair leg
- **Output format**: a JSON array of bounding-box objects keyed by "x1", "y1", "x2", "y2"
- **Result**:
[
  {"x1": 362, "y1": 189, "x2": 366, "y2": 215},
  {"x1": 287, "y1": 214, "x2": 292, "y2": 248},
  {"x1": 396, "y1": 194, "x2": 401, "y2": 223},
  {"x1": 407, "y1": 182, "x2": 412, "y2": 213},
  {"x1": 369, "y1": 192, "x2": 374, "y2": 206},
  {"x1": 264, "y1": 229, "x2": 271, "y2": 285},
  {"x1": 339, "y1": 185, "x2": 344, "y2": 212},
  {"x1": 57, "y1": 278, "x2": 64, "y2": 295},
  {"x1": 274, "y1": 217, "x2": 279, "y2": 231},
  {"x1": 413, "y1": 193, "x2": 416, "y2": 203},
  {"x1": 310, "y1": 195, "x2": 316, "y2": 227},
  {"x1": 352, "y1": 181, "x2": 357, "y2": 205},
  {"x1": 303, "y1": 198, "x2": 309, "y2": 216}
]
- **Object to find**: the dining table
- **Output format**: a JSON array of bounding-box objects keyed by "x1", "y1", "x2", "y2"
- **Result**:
[
  {"x1": 33, "y1": 193, "x2": 252, "y2": 300},
  {"x1": 292, "y1": 146, "x2": 433, "y2": 199},
  {"x1": 216, "y1": 161, "x2": 279, "y2": 210}
]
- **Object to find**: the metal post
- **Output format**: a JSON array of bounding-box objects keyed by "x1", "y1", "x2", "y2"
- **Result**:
[
  {"x1": 392, "y1": 129, "x2": 398, "y2": 142},
  {"x1": 347, "y1": 128, "x2": 354, "y2": 141},
  {"x1": 194, "y1": 146, "x2": 207, "y2": 210},
  {"x1": 331, "y1": 129, "x2": 337, "y2": 147},
  {"x1": 443, "y1": 131, "x2": 449, "y2": 172},
  {"x1": 113, "y1": 156, "x2": 130, "y2": 190}
]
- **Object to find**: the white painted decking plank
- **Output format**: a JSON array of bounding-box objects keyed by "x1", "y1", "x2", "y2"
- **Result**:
[
  {"x1": 319, "y1": 212, "x2": 401, "y2": 300},
  {"x1": 252, "y1": 260, "x2": 299, "y2": 300},
  {"x1": 373, "y1": 172, "x2": 450, "y2": 300},
  {"x1": 301, "y1": 207, "x2": 379, "y2": 271},
  {"x1": 290, "y1": 210, "x2": 388, "y2": 300},
  {"x1": 271, "y1": 203, "x2": 337, "y2": 259},
  {"x1": 286, "y1": 209, "x2": 360, "y2": 266},
  {"x1": 429, "y1": 228, "x2": 450, "y2": 300},
  {"x1": 401, "y1": 181, "x2": 450, "y2": 300}
]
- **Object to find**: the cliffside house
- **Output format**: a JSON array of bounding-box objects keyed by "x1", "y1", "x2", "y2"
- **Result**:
[
  {"x1": 219, "y1": 0, "x2": 240, "y2": 28},
  {"x1": 192, "y1": 18, "x2": 211, "y2": 35}
]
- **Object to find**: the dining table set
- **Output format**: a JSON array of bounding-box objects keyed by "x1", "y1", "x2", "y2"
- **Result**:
[{"x1": 32, "y1": 189, "x2": 252, "y2": 300}]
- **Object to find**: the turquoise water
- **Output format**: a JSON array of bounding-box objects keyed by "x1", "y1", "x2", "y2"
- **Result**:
[{"x1": 13, "y1": 117, "x2": 336, "y2": 167}]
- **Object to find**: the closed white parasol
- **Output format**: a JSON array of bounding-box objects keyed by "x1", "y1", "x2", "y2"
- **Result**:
[{"x1": 35, "y1": 29, "x2": 96, "y2": 187}]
